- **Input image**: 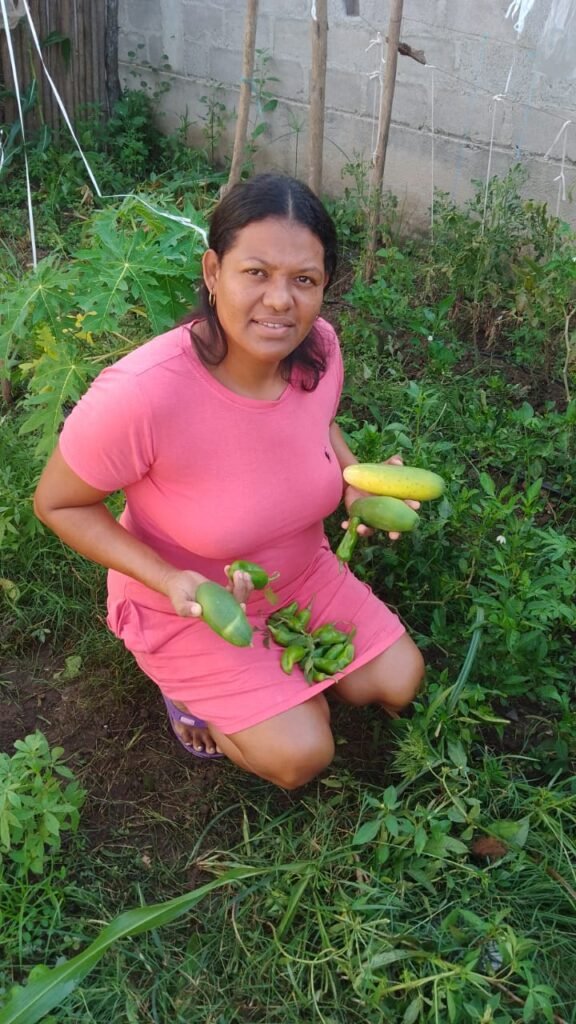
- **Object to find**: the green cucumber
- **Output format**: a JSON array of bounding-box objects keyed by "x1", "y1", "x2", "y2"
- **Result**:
[
  {"x1": 349, "y1": 495, "x2": 419, "y2": 532},
  {"x1": 195, "y1": 581, "x2": 253, "y2": 647}
]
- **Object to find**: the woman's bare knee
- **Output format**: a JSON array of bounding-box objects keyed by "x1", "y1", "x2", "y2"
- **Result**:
[
  {"x1": 271, "y1": 732, "x2": 335, "y2": 790},
  {"x1": 213, "y1": 695, "x2": 334, "y2": 789},
  {"x1": 334, "y1": 634, "x2": 425, "y2": 710},
  {"x1": 391, "y1": 643, "x2": 425, "y2": 708}
]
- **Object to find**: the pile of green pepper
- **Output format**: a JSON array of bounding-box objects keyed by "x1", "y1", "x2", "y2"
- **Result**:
[{"x1": 266, "y1": 601, "x2": 356, "y2": 683}]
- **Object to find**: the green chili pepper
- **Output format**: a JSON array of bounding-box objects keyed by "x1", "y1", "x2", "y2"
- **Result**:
[
  {"x1": 310, "y1": 624, "x2": 351, "y2": 646},
  {"x1": 227, "y1": 560, "x2": 269, "y2": 589},
  {"x1": 335, "y1": 516, "x2": 361, "y2": 565},
  {"x1": 292, "y1": 603, "x2": 313, "y2": 630},
  {"x1": 280, "y1": 643, "x2": 309, "y2": 674},
  {"x1": 267, "y1": 601, "x2": 299, "y2": 625},
  {"x1": 334, "y1": 642, "x2": 356, "y2": 671},
  {"x1": 310, "y1": 669, "x2": 329, "y2": 682},
  {"x1": 227, "y1": 560, "x2": 280, "y2": 604},
  {"x1": 311, "y1": 656, "x2": 338, "y2": 675},
  {"x1": 267, "y1": 623, "x2": 304, "y2": 647}
]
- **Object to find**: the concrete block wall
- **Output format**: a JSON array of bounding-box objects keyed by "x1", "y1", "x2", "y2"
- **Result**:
[{"x1": 118, "y1": 0, "x2": 576, "y2": 229}]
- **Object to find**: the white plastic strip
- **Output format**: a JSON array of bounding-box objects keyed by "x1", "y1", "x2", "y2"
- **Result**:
[
  {"x1": 543, "y1": 119, "x2": 572, "y2": 160},
  {"x1": 481, "y1": 95, "x2": 505, "y2": 235},
  {"x1": 505, "y1": 0, "x2": 537, "y2": 35},
  {"x1": 0, "y1": 0, "x2": 37, "y2": 266},
  {"x1": 430, "y1": 65, "x2": 436, "y2": 241}
]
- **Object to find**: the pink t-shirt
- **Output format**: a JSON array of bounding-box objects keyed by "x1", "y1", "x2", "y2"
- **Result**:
[{"x1": 60, "y1": 317, "x2": 344, "y2": 612}]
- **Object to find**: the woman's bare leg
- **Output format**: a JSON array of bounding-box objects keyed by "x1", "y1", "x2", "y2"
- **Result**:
[
  {"x1": 207, "y1": 694, "x2": 334, "y2": 789},
  {"x1": 332, "y1": 633, "x2": 424, "y2": 714}
]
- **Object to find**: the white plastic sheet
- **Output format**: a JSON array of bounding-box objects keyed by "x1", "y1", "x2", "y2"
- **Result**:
[
  {"x1": 535, "y1": 0, "x2": 576, "y2": 80},
  {"x1": 507, "y1": 0, "x2": 576, "y2": 81}
]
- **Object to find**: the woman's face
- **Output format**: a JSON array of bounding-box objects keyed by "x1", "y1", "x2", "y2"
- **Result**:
[{"x1": 202, "y1": 216, "x2": 329, "y2": 368}]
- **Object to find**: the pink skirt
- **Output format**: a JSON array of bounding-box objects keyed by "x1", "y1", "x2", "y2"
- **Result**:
[{"x1": 108, "y1": 540, "x2": 406, "y2": 734}]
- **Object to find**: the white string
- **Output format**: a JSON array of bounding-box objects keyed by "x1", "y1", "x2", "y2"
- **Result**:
[
  {"x1": 543, "y1": 119, "x2": 572, "y2": 160},
  {"x1": 481, "y1": 95, "x2": 505, "y2": 235},
  {"x1": 430, "y1": 65, "x2": 436, "y2": 241},
  {"x1": 366, "y1": 32, "x2": 385, "y2": 164},
  {"x1": 554, "y1": 128, "x2": 568, "y2": 215},
  {"x1": 311, "y1": 1, "x2": 317, "y2": 20},
  {"x1": 0, "y1": 129, "x2": 5, "y2": 173},
  {"x1": 0, "y1": 0, "x2": 36, "y2": 266},
  {"x1": 542, "y1": 119, "x2": 572, "y2": 216}
]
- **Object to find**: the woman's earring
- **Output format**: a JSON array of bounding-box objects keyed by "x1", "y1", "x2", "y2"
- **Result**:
[{"x1": 208, "y1": 290, "x2": 216, "y2": 308}]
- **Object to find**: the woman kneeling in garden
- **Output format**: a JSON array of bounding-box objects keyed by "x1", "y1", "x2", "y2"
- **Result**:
[{"x1": 33, "y1": 173, "x2": 424, "y2": 789}]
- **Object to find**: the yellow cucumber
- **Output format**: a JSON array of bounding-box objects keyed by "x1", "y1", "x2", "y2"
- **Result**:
[
  {"x1": 344, "y1": 463, "x2": 445, "y2": 500},
  {"x1": 195, "y1": 581, "x2": 253, "y2": 647},
  {"x1": 349, "y1": 496, "x2": 419, "y2": 532}
]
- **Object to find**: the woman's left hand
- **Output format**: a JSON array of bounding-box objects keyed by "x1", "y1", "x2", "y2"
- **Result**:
[
  {"x1": 224, "y1": 566, "x2": 255, "y2": 607},
  {"x1": 341, "y1": 454, "x2": 420, "y2": 542}
]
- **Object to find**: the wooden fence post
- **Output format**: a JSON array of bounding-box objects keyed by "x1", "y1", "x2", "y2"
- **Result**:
[
  {"x1": 225, "y1": 0, "x2": 259, "y2": 192},
  {"x1": 308, "y1": 0, "x2": 328, "y2": 196},
  {"x1": 364, "y1": 0, "x2": 404, "y2": 281}
]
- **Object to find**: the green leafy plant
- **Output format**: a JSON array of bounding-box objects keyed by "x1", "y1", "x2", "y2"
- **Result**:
[
  {"x1": 2, "y1": 195, "x2": 205, "y2": 454},
  {"x1": 0, "y1": 732, "x2": 85, "y2": 876},
  {"x1": 0, "y1": 733, "x2": 85, "y2": 967}
]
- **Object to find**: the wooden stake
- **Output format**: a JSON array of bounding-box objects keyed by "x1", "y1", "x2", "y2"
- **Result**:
[
  {"x1": 104, "y1": 0, "x2": 121, "y2": 115},
  {"x1": 364, "y1": 0, "x2": 404, "y2": 281},
  {"x1": 308, "y1": 0, "x2": 328, "y2": 196},
  {"x1": 225, "y1": 0, "x2": 259, "y2": 192}
]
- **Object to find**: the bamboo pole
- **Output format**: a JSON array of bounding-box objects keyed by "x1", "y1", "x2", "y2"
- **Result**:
[
  {"x1": 308, "y1": 0, "x2": 328, "y2": 196},
  {"x1": 225, "y1": 0, "x2": 259, "y2": 192},
  {"x1": 364, "y1": 0, "x2": 404, "y2": 282}
]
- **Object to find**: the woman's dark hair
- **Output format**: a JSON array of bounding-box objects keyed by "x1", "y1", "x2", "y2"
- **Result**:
[{"x1": 184, "y1": 173, "x2": 338, "y2": 390}]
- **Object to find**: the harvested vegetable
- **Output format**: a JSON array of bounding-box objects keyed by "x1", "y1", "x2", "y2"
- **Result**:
[
  {"x1": 344, "y1": 463, "x2": 445, "y2": 500},
  {"x1": 266, "y1": 601, "x2": 356, "y2": 683},
  {"x1": 336, "y1": 495, "x2": 419, "y2": 564},
  {"x1": 226, "y1": 560, "x2": 279, "y2": 604},
  {"x1": 195, "y1": 581, "x2": 253, "y2": 647}
]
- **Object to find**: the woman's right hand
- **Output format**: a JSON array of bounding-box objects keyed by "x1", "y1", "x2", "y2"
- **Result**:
[
  {"x1": 163, "y1": 569, "x2": 207, "y2": 618},
  {"x1": 164, "y1": 567, "x2": 255, "y2": 618}
]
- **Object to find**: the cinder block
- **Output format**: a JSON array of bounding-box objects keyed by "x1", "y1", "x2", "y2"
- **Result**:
[
  {"x1": 125, "y1": 0, "x2": 162, "y2": 34},
  {"x1": 325, "y1": 67, "x2": 364, "y2": 114},
  {"x1": 328, "y1": 21, "x2": 378, "y2": 73},
  {"x1": 182, "y1": 3, "x2": 225, "y2": 45},
  {"x1": 388, "y1": 78, "x2": 431, "y2": 132},
  {"x1": 118, "y1": 31, "x2": 147, "y2": 65},
  {"x1": 210, "y1": 46, "x2": 242, "y2": 85},
  {"x1": 259, "y1": 0, "x2": 308, "y2": 15},
  {"x1": 222, "y1": 10, "x2": 271, "y2": 49},
  {"x1": 268, "y1": 56, "x2": 305, "y2": 102},
  {"x1": 182, "y1": 41, "x2": 211, "y2": 78},
  {"x1": 433, "y1": 78, "x2": 515, "y2": 148},
  {"x1": 273, "y1": 17, "x2": 313, "y2": 62},
  {"x1": 441, "y1": 0, "x2": 517, "y2": 43}
]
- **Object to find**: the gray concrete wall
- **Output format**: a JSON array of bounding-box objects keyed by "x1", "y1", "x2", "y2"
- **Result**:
[{"x1": 118, "y1": 0, "x2": 576, "y2": 230}]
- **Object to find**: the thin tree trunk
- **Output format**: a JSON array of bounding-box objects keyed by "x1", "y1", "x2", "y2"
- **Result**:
[
  {"x1": 226, "y1": 0, "x2": 259, "y2": 192},
  {"x1": 308, "y1": 0, "x2": 328, "y2": 196},
  {"x1": 364, "y1": 0, "x2": 404, "y2": 282},
  {"x1": 105, "y1": 0, "x2": 121, "y2": 114}
]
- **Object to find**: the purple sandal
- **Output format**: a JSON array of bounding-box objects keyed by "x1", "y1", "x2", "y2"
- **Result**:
[{"x1": 162, "y1": 695, "x2": 224, "y2": 760}]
